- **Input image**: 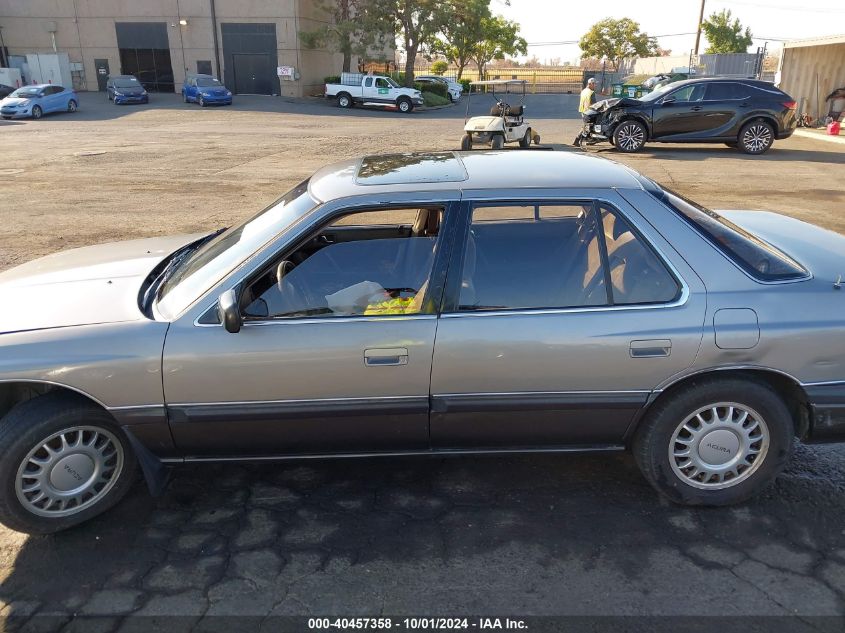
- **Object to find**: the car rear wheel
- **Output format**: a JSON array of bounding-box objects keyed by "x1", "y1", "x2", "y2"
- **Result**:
[
  {"x1": 739, "y1": 120, "x2": 774, "y2": 154},
  {"x1": 67, "y1": 99, "x2": 78, "y2": 112},
  {"x1": 613, "y1": 120, "x2": 646, "y2": 152},
  {"x1": 461, "y1": 133, "x2": 473, "y2": 151},
  {"x1": 491, "y1": 134, "x2": 504, "y2": 149},
  {"x1": 397, "y1": 97, "x2": 413, "y2": 113},
  {"x1": 0, "y1": 393, "x2": 138, "y2": 534},
  {"x1": 633, "y1": 377, "x2": 793, "y2": 506},
  {"x1": 31, "y1": 105, "x2": 43, "y2": 120},
  {"x1": 337, "y1": 93, "x2": 352, "y2": 108}
]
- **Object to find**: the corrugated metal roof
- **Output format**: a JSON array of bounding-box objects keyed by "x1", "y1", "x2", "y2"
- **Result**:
[{"x1": 784, "y1": 34, "x2": 845, "y2": 49}]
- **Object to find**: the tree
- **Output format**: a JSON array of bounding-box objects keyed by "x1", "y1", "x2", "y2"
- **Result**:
[
  {"x1": 368, "y1": 0, "x2": 448, "y2": 86},
  {"x1": 434, "y1": 0, "x2": 491, "y2": 80},
  {"x1": 299, "y1": 0, "x2": 379, "y2": 73},
  {"x1": 578, "y1": 18, "x2": 658, "y2": 70},
  {"x1": 430, "y1": 60, "x2": 449, "y2": 75},
  {"x1": 701, "y1": 9, "x2": 753, "y2": 54},
  {"x1": 470, "y1": 15, "x2": 527, "y2": 79}
]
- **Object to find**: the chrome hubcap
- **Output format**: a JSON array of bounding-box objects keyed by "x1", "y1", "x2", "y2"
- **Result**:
[
  {"x1": 399, "y1": 101, "x2": 409, "y2": 111},
  {"x1": 16, "y1": 426, "x2": 124, "y2": 517},
  {"x1": 743, "y1": 125, "x2": 772, "y2": 152},
  {"x1": 669, "y1": 403, "x2": 769, "y2": 490},
  {"x1": 617, "y1": 123, "x2": 644, "y2": 151}
]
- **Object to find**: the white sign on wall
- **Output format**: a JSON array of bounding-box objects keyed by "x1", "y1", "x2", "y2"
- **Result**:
[{"x1": 277, "y1": 66, "x2": 295, "y2": 80}]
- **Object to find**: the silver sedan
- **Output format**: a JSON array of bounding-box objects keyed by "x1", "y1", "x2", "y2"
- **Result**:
[{"x1": 0, "y1": 150, "x2": 843, "y2": 534}]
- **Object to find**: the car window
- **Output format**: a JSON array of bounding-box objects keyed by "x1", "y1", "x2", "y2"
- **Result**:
[
  {"x1": 705, "y1": 82, "x2": 749, "y2": 100},
  {"x1": 376, "y1": 78, "x2": 389, "y2": 88},
  {"x1": 644, "y1": 184, "x2": 809, "y2": 282},
  {"x1": 156, "y1": 180, "x2": 318, "y2": 319},
  {"x1": 599, "y1": 208, "x2": 680, "y2": 305},
  {"x1": 364, "y1": 77, "x2": 373, "y2": 87},
  {"x1": 242, "y1": 207, "x2": 444, "y2": 319},
  {"x1": 667, "y1": 84, "x2": 705, "y2": 102},
  {"x1": 457, "y1": 202, "x2": 608, "y2": 311}
]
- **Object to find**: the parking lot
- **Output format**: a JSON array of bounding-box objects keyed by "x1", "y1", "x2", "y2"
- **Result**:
[{"x1": 2, "y1": 93, "x2": 845, "y2": 629}]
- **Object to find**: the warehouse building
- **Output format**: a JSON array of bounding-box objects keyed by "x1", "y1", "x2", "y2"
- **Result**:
[
  {"x1": 778, "y1": 34, "x2": 845, "y2": 122},
  {"x1": 0, "y1": 0, "x2": 355, "y2": 97}
]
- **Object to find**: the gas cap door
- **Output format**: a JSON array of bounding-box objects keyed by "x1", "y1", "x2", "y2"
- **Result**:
[{"x1": 714, "y1": 308, "x2": 760, "y2": 349}]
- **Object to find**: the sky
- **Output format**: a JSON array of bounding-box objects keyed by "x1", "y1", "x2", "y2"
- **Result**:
[{"x1": 494, "y1": 0, "x2": 845, "y2": 63}]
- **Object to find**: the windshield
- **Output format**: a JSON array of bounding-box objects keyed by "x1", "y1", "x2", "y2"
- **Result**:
[
  {"x1": 113, "y1": 79, "x2": 140, "y2": 88},
  {"x1": 197, "y1": 77, "x2": 223, "y2": 87},
  {"x1": 638, "y1": 83, "x2": 675, "y2": 102},
  {"x1": 11, "y1": 87, "x2": 41, "y2": 98},
  {"x1": 385, "y1": 77, "x2": 400, "y2": 88},
  {"x1": 156, "y1": 180, "x2": 318, "y2": 318}
]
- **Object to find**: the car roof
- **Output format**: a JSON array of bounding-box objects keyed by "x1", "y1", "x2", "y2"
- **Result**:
[
  {"x1": 308, "y1": 151, "x2": 643, "y2": 202},
  {"x1": 667, "y1": 77, "x2": 778, "y2": 88},
  {"x1": 21, "y1": 84, "x2": 62, "y2": 90}
]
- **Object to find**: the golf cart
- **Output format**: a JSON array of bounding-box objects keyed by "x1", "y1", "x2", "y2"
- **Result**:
[{"x1": 461, "y1": 80, "x2": 541, "y2": 150}]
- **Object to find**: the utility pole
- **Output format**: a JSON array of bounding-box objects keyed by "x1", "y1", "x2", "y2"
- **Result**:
[{"x1": 693, "y1": 0, "x2": 706, "y2": 55}]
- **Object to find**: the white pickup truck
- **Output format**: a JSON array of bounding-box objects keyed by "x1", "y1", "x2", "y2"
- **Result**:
[{"x1": 325, "y1": 73, "x2": 424, "y2": 113}]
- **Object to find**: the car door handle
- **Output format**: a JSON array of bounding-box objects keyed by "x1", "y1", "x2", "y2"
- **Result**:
[
  {"x1": 364, "y1": 348, "x2": 408, "y2": 366},
  {"x1": 690, "y1": 106, "x2": 703, "y2": 111},
  {"x1": 630, "y1": 340, "x2": 672, "y2": 358}
]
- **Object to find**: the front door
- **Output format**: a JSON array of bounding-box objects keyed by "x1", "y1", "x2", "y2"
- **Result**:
[
  {"x1": 651, "y1": 83, "x2": 708, "y2": 138},
  {"x1": 94, "y1": 59, "x2": 110, "y2": 91},
  {"x1": 162, "y1": 203, "x2": 457, "y2": 457},
  {"x1": 429, "y1": 194, "x2": 706, "y2": 448}
]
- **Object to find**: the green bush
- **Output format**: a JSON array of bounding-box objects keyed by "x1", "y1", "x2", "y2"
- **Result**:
[
  {"x1": 324, "y1": 75, "x2": 341, "y2": 84},
  {"x1": 459, "y1": 78, "x2": 472, "y2": 93},
  {"x1": 430, "y1": 60, "x2": 449, "y2": 75},
  {"x1": 422, "y1": 91, "x2": 450, "y2": 107},
  {"x1": 414, "y1": 81, "x2": 448, "y2": 98}
]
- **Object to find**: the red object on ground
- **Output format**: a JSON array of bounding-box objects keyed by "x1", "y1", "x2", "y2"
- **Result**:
[{"x1": 828, "y1": 121, "x2": 841, "y2": 136}]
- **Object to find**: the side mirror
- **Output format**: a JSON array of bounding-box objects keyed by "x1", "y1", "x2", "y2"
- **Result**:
[{"x1": 218, "y1": 289, "x2": 242, "y2": 334}]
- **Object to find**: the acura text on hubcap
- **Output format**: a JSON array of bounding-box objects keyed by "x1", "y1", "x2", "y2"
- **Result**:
[
  {"x1": 15, "y1": 426, "x2": 124, "y2": 517},
  {"x1": 669, "y1": 403, "x2": 769, "y2": 489},
  {"x1": 617, "y1": 123, "x2": 644, "y2": 151},
  {"x1": 743, "y1": 125, "x2": 772, "y2": 152}
]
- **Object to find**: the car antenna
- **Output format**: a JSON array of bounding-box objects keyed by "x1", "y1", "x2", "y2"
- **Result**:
[{"x1": 835, "y1": 274, "x2": 842, "y2": 290}]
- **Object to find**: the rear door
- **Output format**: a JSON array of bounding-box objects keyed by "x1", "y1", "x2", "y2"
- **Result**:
[
  {"x1": 45, "y1": 86, "x2": 63, "y2": 112},
  {"x1": 429, "y1": 191, "x2": 706, "y2": 449},
  {"x1": 699, "y1": 82, "x2": 751, "y2": 136}
]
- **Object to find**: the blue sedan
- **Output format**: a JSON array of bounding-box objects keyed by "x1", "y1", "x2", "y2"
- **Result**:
[
  {"x1": 0, "y1": 84, "x2": 78, "y2": 120},
  {"x1": 182, "y1": 74, "x2": 233, "y2": 106}
]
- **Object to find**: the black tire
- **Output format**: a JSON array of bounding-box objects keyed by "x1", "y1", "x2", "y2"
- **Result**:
[
  {"x1": 633, "y1": 377, "x2": 794, "y2": 506},
  {"x1": 2, "y1": 116, "x2": 11, "y2": 120},
  {"x1": 0, "y1": 393, "x2": 138, "y2": 534},
  {"x1": 519, "y1": 128, "x2": 531, "y2": 148},
  {"x1": 198, "y1": 95, "x2": 206, "y2": 107},
  {"x1": 738, "y1": 120, "x2": 775, "y2": 154},
  {"x1": 532, "y1": 133, "x2": 541, "y2": 145},
  {"x1": 612, "y1": 120, "x2": 646, "y2": 152},
  {"x1": 460, "y1": 133, "x2": 473, "y2": 151},
  {"x1": 182, "y1": 92, "x2": 188, "y2": 103},
  {"x1": 31, "y1": 105, "x2": 42, "y2": 120},
  {"x1": 491, "y1": 134, "x2": 504, "y2": 149},
  {"x1": 67, "y1": 99, "x2": 78, "y2": 113},
  {"x1": 397, "y1": 97, "x2": 413, "y2": 113},
  {"x1": 337, "y1": 93, "x2": 352, "y2": 109}
]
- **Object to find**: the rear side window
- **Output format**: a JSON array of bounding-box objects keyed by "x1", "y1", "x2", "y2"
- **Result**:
[
  {"x1": 706, "y1": 82, "x2": 749, "y2": 100},
  {"x1": 646, "y1": 185, "x2": 808, "y2": 282}
]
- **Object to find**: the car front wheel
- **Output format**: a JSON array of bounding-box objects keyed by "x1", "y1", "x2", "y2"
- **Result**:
[
  {"x1": 0, "y1": 393, "x2": 137, "y2": 534},
  {"x1": 491, "y1": 134, "x2": 504, "y2": 149},
  {"x1": 31, "y1": 105, "x2": 43, "y2": 120},
  {"x1": 461, "y1": 133, "x2": 473, "y2": 151},
  {"x1": 397, "y1": 97, "x2": 413, "y2": 113},
  {"x1": 633, "y1": 377, "x2": 793, "y2": 506},
  {"x1": 198, "y1": 96, "x2": 206, "y2": 107},
  {"x1": 739, "y1": 120, "x2": 774, "y2": 154},
  {"x1": 613, "y1": 120, "x2": 646, "y2": 152}
]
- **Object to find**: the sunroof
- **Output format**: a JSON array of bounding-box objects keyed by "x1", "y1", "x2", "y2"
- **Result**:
[{"x1": 356, "y1": 152, "x2": 467, "y2": 186}]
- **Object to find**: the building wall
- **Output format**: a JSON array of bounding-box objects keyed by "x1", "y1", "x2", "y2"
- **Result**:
[
  {"x1": 779, "y1": 42, "x2": 845, "y2": 120},
  {"x1": 0, "y1": 0, "x2": 352, "y2": 96}
]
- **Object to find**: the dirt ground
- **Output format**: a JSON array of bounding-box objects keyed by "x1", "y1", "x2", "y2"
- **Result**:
[{"x1": 1, "y1": 92, "x2": 843, "y2": 273}]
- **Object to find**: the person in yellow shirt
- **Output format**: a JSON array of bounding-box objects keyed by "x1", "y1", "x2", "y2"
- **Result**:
[{"x1": 579, "y1": 77, "x2": 597, "y2": 113}]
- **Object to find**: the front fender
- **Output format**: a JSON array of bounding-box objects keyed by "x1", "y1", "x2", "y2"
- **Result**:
[{"x1": 465, "y1": 116, "x2": 504, "y2": 133}]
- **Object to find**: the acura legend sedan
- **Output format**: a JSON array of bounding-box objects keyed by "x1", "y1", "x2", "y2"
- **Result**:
[{"x1": 0, "y1": 151, "x2": 843, "y2": 534}]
